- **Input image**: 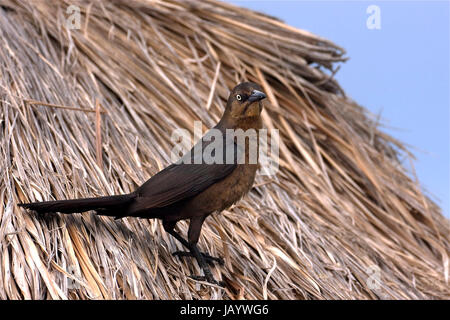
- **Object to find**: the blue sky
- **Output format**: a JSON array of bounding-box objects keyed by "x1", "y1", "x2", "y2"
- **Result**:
[{"x1": 230, "y1": 0, "x2": 449, "y2": 217}]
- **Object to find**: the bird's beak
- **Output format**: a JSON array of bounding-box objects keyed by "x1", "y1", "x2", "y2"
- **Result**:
[{"x1": 248, "y1": 90, "x2": 267, "y2": 102}]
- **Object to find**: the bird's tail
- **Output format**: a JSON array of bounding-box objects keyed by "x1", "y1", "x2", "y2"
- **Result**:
[{"x1": 18, "y1": 194, "x2": 135, "y2": 214}]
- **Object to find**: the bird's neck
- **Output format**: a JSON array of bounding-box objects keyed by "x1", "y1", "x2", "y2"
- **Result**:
[{"x1": 217, "y1": 113, "x2": 263, "y2": 131}]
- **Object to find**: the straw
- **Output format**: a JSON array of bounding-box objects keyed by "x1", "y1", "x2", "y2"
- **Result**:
[{"x1": 0, "y1": 0, "x2": 448, "y2": 299}]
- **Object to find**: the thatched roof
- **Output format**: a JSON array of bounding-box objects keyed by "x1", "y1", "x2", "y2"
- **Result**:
[{"x1": 0, "y1": 0, "x2": 448, "y2": 299}]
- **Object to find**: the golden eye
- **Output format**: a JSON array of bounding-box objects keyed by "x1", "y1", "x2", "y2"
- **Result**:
[{"x1": 236, "y1": 94, "x2": 242, "y2": 101}]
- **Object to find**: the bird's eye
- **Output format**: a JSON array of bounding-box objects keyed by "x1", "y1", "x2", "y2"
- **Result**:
[{"x1": 236, "y1": 94, "x2": 242, "y2": 101}]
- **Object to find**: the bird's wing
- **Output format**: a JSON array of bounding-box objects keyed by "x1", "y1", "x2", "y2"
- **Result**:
[{"x1": 134, "y1": 130, "x2": 240, "y2": 209}]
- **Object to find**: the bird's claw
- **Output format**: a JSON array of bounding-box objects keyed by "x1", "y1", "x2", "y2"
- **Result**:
[{"x1": 173, "y1": 250, "x2": 224, "y2": 266}]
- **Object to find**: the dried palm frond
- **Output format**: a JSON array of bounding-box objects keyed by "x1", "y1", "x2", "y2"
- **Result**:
[{"x1": 0, "y1": 0, "x2": 448, "y2": 299}]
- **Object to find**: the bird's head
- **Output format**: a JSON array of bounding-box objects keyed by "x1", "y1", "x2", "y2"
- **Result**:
[{"x1": 225, "y1": 82, "x2": 267, "y2": 119}]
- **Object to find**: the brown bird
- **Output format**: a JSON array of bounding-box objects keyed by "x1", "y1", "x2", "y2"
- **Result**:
[{"x1": 19, "y1": 82, "x2": 267, "y2": 286}]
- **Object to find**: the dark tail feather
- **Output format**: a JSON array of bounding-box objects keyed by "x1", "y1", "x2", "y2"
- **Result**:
[{"x1": 18, "y1": 194, "x2": 134, "y2": 214}]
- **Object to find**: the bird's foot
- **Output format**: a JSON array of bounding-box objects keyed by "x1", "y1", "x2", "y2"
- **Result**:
[
  {"x1": 173, "y1": 250, "x2": 224, "y2": 266},
  {"x1": 188, "y1": 274, "x2": 225, "y2": 287}
]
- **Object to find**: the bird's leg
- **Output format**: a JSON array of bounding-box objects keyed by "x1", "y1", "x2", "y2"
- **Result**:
[
  {"x1": 186, "y1": 217, "x2": 224, "y2": 286},
  {"x1": 163, "y1": 220, "x2": 191, "y2": 248},
  {"x1": 163, "y1": 218, "x2": 224, "y2": 286},
  {"x1": 188, "y1": 242, "x2": 224, "y2": 286},
  {"x1": 163, "y1": 220, "x2": 224, "y2": 266}
]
